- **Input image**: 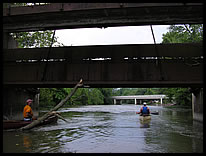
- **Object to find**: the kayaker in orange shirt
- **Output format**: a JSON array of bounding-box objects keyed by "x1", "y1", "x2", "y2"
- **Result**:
[{"x1": 23, "y1": 99, "x2": 34, "y2": 121}]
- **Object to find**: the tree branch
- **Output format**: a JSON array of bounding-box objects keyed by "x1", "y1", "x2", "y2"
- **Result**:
[{"x1": 19, "y1": 79, "x2": 83, "y2": 131}]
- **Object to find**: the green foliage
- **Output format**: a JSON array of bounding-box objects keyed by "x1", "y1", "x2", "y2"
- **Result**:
[
  {"x1": 162, "y1": 24, "x2": 203, "y2": 43},
  {"x1": 71, "y1": 88, "x2": 89, "y2": 105},
  {"x1": 144, "y1": 88, "x2": 155, "y2": 95},
  {"x1": 40, "y1": 88, "x2": 77, "y2": 108},
  {"x1": 39, "y1": 88, "x2": 55, "y2": 108},
  {"x1": 39, "y1": 88, "x2": 112, "y2": 107},
  {"x1": 112, "y1": 88, "x2": 162, "y2": 96},
  {"x1": 98, "y1": 88, "x2": 113, "y2": 104},
  {"x1": 158, "y1": 88, "x2": 192, "y2": 106},
  {"x1": 88, "y1": 88, "x2": 104, "y2": 105},
  {"x1": 173, "y1": 88, "x2": 191, "y2": 106},
  {"x1": 11, "y1": 31, "x2": 64, "y2": 48}
]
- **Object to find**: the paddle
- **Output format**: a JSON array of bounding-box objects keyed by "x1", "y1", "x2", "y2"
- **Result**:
[
  {"x1": 150, "y1": 111, "x2": 159, "y2": 115},
  {"x1": 136, "y1": 111, "x2": 159, "y2": 115}
]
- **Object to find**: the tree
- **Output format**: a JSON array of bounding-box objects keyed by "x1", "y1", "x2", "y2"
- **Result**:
[
  {"x1": 6, "y1": 3, "x2": 64, "y2": 48},
  {"x1": 173, "y1": 88, "x2": 192, "y2": 106},
  {"x1": 39, "y1": 88, "x2": 70, "y2": 108},
  {"x1": 162, "y1": 24, "x2": 203, "y2": 43},
  {"x1": 39, "y1": 88, "x2": 55, "y2": 108},
  {"x1": 99, "y1": 88, "x2": 113, "y2": 104},
  {"x1": 161, "y1": 24, "x2": 203, "y2": 107},
  {"x1": 144, "y1": 88, "x2": 155, "y2": 95},
  {"x1": 11, "y1": 31, "x2": 64, "y2": 48},
  {"x1": 89, "y1": 88, "x2": 104, "y2": 105}
]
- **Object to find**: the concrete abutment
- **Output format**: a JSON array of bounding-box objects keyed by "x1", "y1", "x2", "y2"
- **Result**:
[{"x1": 192, "y1": 88, "x2": 203, "y2": 122}]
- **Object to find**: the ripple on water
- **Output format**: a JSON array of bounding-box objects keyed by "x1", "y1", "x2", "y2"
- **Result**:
[{"x1": 3, "y1": 105, "x2": 203, "y2": 153}]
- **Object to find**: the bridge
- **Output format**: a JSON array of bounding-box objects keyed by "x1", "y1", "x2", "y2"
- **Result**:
[
  {"x1": 111, "y1": 95, "x2": 166, "y2": 105},
  {"x1": 3, "y1": 3, "x2": 203, "y2": 32},
  {"x1": 3, "y1": 3, "x2": 203, "y2": 122},
  {"x1": 3, "y1": 3, "x2": 203, "y2": 88},
  {"x1": 3, "y1": 43, "x2": 203, "y2": 88}
]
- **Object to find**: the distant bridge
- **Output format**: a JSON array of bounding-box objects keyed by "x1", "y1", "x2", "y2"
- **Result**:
[{"x1": 111, "y1": 95, "x2": 166, "y2": 105}]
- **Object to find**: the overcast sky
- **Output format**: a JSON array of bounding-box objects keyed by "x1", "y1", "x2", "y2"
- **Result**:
[{"x1": 54, "y1": 25, "x2": 170, "y2": 46}]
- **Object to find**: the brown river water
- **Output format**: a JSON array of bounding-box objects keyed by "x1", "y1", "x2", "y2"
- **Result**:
[{"x1": 3, "y1": 104, "x2": 203, "y2": 153}]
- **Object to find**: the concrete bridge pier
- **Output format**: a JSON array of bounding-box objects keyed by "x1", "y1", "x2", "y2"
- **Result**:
[
  {"x1": 192, "y1": 88, "x2": 203, "y2": 122},
  {"x1": 113, "y1": 99, "x2": 116, "y2": 105},
  {"x1": 160, "y1": 98, "x2": 163, "y2": 105},
  {"x1": 113, "y1": 99, "x2": 122, "y2": 105}
]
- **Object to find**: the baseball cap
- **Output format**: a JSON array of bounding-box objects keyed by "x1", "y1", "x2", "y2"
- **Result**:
[{"x1": 26, "y1": 99, "x2": 33, "y2": 103}]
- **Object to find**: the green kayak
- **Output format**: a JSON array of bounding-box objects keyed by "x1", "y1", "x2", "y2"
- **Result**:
[{"x1": 139, "y1": 115, "x2": 151, "y2": 121}]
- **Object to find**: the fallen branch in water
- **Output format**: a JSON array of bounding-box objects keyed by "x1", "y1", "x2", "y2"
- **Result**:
[
  {"x1": 54, "y1": 113, "x2": 69, "y2": 123},
  {"x1": 19, "y1": 79, "x2": 83, "y2": 131}
]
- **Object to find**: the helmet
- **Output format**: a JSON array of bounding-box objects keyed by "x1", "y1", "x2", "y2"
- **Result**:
[
  {"x1": 26, "y1": 99, "x2": 33, "y2": 103},
  {"x1": 143, "y1": 102, "x2": 147, "y2": 105}
]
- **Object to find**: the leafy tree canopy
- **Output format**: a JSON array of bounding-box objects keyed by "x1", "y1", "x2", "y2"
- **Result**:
[{"x1": 162, "y1": 24, "x2": 203, "y2": 43}]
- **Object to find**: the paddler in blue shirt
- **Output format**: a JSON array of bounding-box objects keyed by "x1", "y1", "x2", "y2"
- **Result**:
[{"x1": 137, "y1": 102, "x2": 150, "y2": 116}]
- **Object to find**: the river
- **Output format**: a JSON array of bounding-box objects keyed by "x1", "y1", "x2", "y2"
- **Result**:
[{"x1": 3, "y1": 104, "x2": 203, "y2": 153}]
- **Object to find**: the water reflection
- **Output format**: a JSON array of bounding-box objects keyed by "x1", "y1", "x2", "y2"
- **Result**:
[
  {"x1": 140, "y1": 119, "x2": 151, "y2": 128},
  {"x1": 23, "y1": 134, "x2": 32, "y2": 152}
]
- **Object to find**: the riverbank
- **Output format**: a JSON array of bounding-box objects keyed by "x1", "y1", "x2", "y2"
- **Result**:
[{"x1": 163, "y1": 104, "x2": 192, "y2": 109}]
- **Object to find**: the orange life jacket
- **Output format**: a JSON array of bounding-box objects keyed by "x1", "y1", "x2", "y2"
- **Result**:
[{"x1": 23, "y1": 105, "x2": 33, "y2": 118}]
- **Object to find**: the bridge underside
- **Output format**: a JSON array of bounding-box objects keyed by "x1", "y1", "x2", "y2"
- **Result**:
[
  {"x1": 3, "y1": 3, "x2": 203, "y2": 88},
  {"x1": 3, "y1": 61, "x2": 202, "y2": 88},
  {"x1": 3, "y1": 44, "x2": 203, "y2": 88},
  {"x1": 3, "y1": 3, "x2": 203, "y2": 33}
]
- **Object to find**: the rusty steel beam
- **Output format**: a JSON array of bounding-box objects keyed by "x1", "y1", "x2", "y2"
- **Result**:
[
  {"x1": 3, "y1": 60, "x2": 203, "y2": 88},
  {"x1": 3, "y1": 3, "x2": 203, "y2": 32}
]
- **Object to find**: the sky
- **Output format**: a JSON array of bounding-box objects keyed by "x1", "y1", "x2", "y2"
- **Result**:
[{"x1": 54, "y1": 25, "x2": 170, "y2": 46}]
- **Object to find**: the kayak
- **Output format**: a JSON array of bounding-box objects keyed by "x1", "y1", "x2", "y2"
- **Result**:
[
  {"x1": 151, "y1": 112, "x2": 159, "y2": 115},
  {"x1": 3, "y1": 115, "x2": 58, "y2": 130},
  {"x1": 139, "y1": 115, "x2": 151, "y2": 121}
]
